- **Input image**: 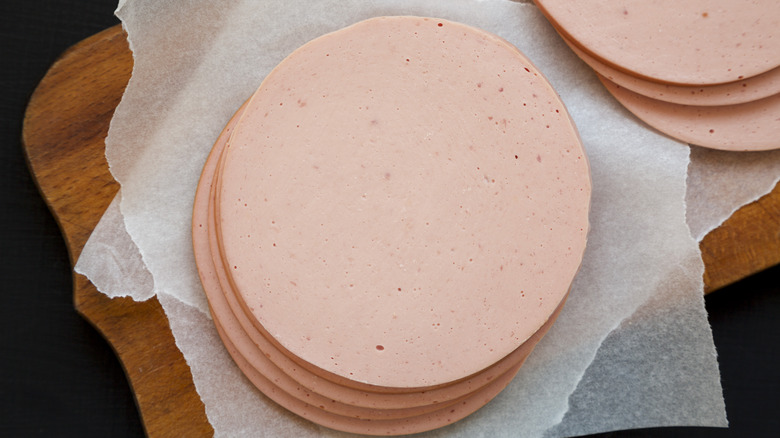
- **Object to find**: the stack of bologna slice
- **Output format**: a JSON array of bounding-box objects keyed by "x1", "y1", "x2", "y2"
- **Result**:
[
  {"x1": 535, "y1": 0, "x2": 780, "y2": 151},
  {"x1": 192, "y1": 16, "x2": 591, "y2": 435}
]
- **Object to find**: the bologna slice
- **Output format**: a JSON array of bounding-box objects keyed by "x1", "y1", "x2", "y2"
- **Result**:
[
  {"x1": 599, "y1": 75, "x2": 780, "y2": 151},
  {"x1": 216, "y1": 16, "x2": 590, "y2": 390},
  {"x1": 193, "y1": 16, "x2": 591, "y2": 434},
  {"x1": 560, "y1": 34, "x2": 780, "y2": 107},
  {"x1": 535, "y1": 0, "x2": 780, "y2": 85}
]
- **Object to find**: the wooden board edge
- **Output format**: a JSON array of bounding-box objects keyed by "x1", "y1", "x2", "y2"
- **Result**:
[
  {"x1": 701, "y1": 179, "x2": 780, "y2": 293},
  {"x1": 74, "y1": 274, "x2": 214, "y2": 437},
  {"x1": 21, "y1": 24, "x2": 213, "y2": 437}
]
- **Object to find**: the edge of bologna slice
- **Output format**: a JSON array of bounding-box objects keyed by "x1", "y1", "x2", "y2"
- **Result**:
[
  {"x1": 559, "y1": 33, "x2": 780, "y2": 107},
  {"x1": 194, "y1": 15, "x2": 591, "y2": 435},
  {"x1": 535, "y1": 0, "x2": 780, "y2": 86},
  {"x1": 599, "y1": 74, "x2": 780, "y2": 151}
]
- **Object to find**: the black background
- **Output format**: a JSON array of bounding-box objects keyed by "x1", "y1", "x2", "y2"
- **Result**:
[{"x1": 1, "y1": 1, "x2": 778, "y2": 437}]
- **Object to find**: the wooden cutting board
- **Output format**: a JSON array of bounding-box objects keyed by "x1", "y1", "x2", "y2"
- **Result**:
[{"x1": 21, "y1": 25, "x2": 780, "y2": 437}]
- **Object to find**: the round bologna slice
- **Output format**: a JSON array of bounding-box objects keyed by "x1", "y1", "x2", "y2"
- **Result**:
[
  {"x1": 535, "y1": 0, "x2": 780, "y2": 85},
  {"x1": 599, "y1": 75, "x2": 780, "y2": 151},
  {"x1": 559, "y1": 34, "x2": 780, "y2": 107},
  {"x1": 217, "y1": 16, "x2": 590, "y2": 389}
]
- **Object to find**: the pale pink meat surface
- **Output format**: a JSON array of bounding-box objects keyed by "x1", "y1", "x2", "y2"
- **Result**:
[
  {"x1": 599, "y1": 75, "x2": 780, "y2": 151},
  {"x1": 217, "y1": 16, "x2": 590, "y2": 388},
  {"x1": 536, "y1": 0, "x2": 780, "y2": 85},
  {"x1": 560, "y1": 34, "x2": 780, "y2": 107}
]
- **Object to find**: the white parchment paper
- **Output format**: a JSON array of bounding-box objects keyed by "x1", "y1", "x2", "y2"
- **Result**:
[
  {"x1": 75, "y1": 192, "x2": 154, "y2": 301},
  {"x1": 73, "y1": 0, "x2": 780, "y2": 435}
]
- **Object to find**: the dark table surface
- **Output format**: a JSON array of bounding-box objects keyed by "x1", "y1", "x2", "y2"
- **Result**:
[{"x1": 1, "y1": 1, "x2": 778, "y2": 437}]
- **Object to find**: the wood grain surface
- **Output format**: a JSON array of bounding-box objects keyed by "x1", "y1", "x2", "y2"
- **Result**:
[
  {"x1": 22, "y1": 26, "x2": 212, "y2": 437},
  {"x1": 20, "y1": 24, "x2": 780, "y2": 436}
]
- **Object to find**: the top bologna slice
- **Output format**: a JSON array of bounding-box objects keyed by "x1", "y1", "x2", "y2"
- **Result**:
[
  {"x1": 216, "y1": 16, "x2": 591, "y2": 389},
  {"x1": 535, "y1": 0, "x2": 780, "y2": 85}
]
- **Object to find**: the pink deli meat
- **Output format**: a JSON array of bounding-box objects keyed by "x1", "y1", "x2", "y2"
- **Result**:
[
  {"x1": 214, "y1": 16, "x2": 590, "y2": 389},
  {"x1": 560, "y1": 34, "x2": 780, "y2": 107},
  {"x1": 599, "y1": 75, "x2": 780, "y2": 151},
  {"x1": 535, "y1": 0, "x2": 780, "y2": 85}
]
